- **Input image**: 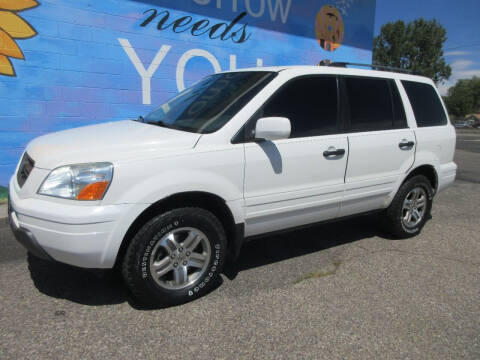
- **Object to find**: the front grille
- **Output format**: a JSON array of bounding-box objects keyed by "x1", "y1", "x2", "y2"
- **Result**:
[{"x1": 17, "y1": 152, "x2": 35, "y2": 188}]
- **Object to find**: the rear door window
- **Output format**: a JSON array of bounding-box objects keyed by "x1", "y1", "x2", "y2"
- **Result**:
[
  {"x1": 401, "y1": 81, "x2": 447, "y2": 127},
  {"x1": 343, "y1": 77, "x2": 396, "y2": 132}
]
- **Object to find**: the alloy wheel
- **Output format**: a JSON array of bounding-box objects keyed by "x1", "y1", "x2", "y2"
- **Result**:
[
  {"x1": 401, "y1": 187, "x2": 427, "y2": 228},
  {"x1": 149, "y1": 227, "x2": 211, "y2": 290}
]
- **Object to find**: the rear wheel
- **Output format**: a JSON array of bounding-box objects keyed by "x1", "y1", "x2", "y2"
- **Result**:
[
  {"x1": 383, "y1": 175, "x2": 433, "y2": 238},
  {"x1": 122, "y1": 207, "x2": 227, "y2": 306}
]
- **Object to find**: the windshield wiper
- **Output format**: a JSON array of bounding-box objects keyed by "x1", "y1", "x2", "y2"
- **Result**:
[
  {"x1": 137, "y1": 115, "x2": 169, "y2": 128},
  {"x1": 145, "y1": 120, "x2": 173, "y2": 129},
  {"x1": 137, "y1": 115, "x2": 170, "y2": 128},
  {"x1": 143, "y1": 119, "x2": 193, "y2": 132}
]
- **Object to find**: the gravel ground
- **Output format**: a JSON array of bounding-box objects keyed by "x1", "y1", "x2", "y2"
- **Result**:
[{"x1": 0, "y1": 136, "x2": 479, "y2": 359}]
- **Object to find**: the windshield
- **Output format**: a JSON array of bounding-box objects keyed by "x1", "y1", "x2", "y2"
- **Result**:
[{"x1": 143, "y1": 71, "x2": 277, "y2": 134}]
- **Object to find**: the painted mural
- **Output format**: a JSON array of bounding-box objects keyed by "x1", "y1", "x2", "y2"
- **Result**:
[
  {"x1": 0, "y1": 0, "x2": 376, "y2": 187},
  {"x1": 0, "y1": 0, "x2": 39, "y2": 76}
]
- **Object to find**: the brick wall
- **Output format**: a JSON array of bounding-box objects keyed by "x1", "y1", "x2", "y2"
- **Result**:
[{"x1": 0, "y1": 0, "x2": 375, "y2": 186}]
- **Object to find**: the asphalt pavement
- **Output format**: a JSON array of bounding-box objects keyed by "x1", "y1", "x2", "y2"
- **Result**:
[
  {"x1": 0, "y1": 130, "x2": 479, "y2": 359},
  {"x1": 456, "y1": 128, "x2": 480, "y2": 154}
]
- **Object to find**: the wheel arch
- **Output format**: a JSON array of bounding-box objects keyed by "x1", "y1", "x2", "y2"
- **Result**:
[
  {"x1": 114, "y1": 191, "x2": 244, "y2": 269},
  {"x1": 404, "y1": 164, "x2": 438, "y2": 193}
]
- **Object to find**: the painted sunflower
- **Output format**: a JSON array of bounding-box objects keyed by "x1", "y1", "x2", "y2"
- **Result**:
[{"x1": 0, "y1": 0, "x2": 38, "y2": 76}]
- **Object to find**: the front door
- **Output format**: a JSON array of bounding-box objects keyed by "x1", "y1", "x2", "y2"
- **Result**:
[{"x1": 242, "y1": 75, "x2": 348, "y2": 236}]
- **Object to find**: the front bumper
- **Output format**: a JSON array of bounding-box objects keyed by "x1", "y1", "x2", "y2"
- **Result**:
[
  {"x1": 8, "y1": 198, "x2": 53, "y2": 261},
  {"x1": 8, "y1": 177, "x2": 147, "y2": 268}
]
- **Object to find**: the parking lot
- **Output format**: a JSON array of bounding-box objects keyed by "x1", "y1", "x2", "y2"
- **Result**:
[{"x1": 0, "y1": 130, "x2": 479, "y2": 359}]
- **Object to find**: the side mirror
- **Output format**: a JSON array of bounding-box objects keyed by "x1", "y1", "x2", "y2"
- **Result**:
[{"x1": 254, "y1": 117, "x2": 291, "y2": 141}]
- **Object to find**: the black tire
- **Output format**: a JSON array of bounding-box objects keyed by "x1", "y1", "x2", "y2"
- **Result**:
[
  {"x1": 382, "y1": 175, "x2": 433, "y2": 239},
  {"x1": 122, "y1": 207, "x2": 227, "y2": 306}
]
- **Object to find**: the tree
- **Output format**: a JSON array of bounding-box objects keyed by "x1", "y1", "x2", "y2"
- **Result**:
[
  {"x1": 444, "y1": 77, "x2": 480, "y2": 117},
  {"x1": 373, "y1": 18, "x2": 451, "y2": 84}
]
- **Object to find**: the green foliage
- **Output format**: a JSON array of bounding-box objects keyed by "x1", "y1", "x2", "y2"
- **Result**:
[
  {"x1": 373, "y1": 18, "x2": 451, "y2": 84},
  {"x1": 0, "y1": 186, "x2": 7, "y2": 201},
  {"x1": 444, "y1": 77, "x2": 480, "y2": 117}
]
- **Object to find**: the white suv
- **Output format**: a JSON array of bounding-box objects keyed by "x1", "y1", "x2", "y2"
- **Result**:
[{"x1": 8, "y1": 65, "x2": 457, "y2": 305}]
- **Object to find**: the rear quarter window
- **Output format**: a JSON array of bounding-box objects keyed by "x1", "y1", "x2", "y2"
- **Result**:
[{"x1": 401, "y1": 81, "x2": 447, "y2": 127}]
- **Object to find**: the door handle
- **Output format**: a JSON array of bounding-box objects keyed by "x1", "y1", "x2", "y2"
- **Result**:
[
  {"x1": 323, "y1": 148, "x2": 345, "y2": 157},
  {"x1": 398, "y1": 140, "x2": 415, "y2": 150}
]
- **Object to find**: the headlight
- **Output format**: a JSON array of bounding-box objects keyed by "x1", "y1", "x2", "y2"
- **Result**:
[{"x1": 38, "y1": 162, "x2": 113, "y2": 200}]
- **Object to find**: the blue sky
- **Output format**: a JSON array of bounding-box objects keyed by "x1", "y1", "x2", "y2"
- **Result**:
[{"x1": 374, "y1": 0, "x2": 480, "y2": 94}]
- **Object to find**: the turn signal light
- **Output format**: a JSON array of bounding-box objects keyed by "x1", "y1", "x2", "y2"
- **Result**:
[{"x1": 76, "y1": 181, "x2": 110, "y2": 200}]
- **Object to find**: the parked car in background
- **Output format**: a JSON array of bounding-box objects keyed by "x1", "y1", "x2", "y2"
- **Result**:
[
  {"x1": 464, "y1": 114, "x2": 480, "y2": 128},
  {"x1": 455, "y1": 120, "x2": 471, "y2": 128},
  {"x1": 8, "y1": 65, "x2": 457, "y2": 306}
]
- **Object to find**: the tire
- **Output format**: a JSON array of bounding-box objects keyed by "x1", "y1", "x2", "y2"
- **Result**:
[
  {"x1": 122, "y1": 207, "x2": 227, "y2": 306},
  {"x1": 383, "y1": 175, "x2": 433, "y2": 239}
]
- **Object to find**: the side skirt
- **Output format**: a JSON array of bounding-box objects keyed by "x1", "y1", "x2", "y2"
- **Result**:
[{"x1": 244, "y1": 209, "x2": 383, "y2": 242}]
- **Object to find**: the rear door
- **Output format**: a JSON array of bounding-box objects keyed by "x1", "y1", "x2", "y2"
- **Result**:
[
  {"x1": 340, "y1": 76, "x2": 415, "y2": 216},
  {"x1": 243, "y1": 75, "x2": 348, "y2": 236}
]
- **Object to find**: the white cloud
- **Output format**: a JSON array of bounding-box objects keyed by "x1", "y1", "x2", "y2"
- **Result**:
[
  {"x1": 438, "y1": 59, "x2": 480, "y2": 95},
  {"x1": 444, "y1": 50, "x2": 471, "y2": 57},
  {"x1": 451, "y1": 59, "x2": 475, "y2": 69},
  {"x1": 438, "y1": 81, "x2": 454, "y2": 95}
]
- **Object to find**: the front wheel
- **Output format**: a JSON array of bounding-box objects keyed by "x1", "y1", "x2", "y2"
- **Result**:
[
  {"x1": 383, "y1": 175, "x2": 433, "y2": 238},
  {"x1": 122, "y1": 207, "x2": 227, "y2": 306}
]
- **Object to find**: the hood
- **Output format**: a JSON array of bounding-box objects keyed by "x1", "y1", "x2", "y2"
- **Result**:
[{"x1": 26, "y1": 120, "x2": 202, "y2": 169}]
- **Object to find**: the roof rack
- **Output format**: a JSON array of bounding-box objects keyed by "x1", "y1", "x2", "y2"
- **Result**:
[{"x1": 318, "y1": 60, "x2": 420, "y2": 75}]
